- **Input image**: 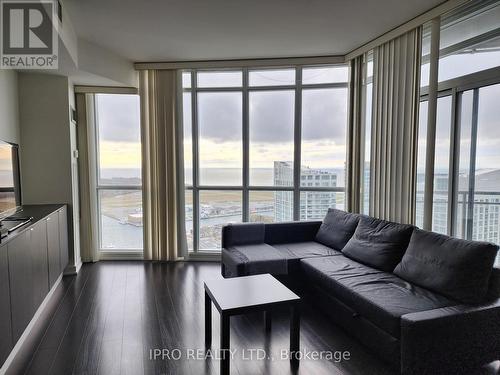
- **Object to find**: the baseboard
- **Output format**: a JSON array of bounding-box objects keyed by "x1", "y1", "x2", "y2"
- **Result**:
[
  {"x1": 0, "y1": 274, "x2": 63, "y2": 375},
  {"x1": 99, "y1": 251, "x2": 144, "y2": 260},
  {"x1": 187, "y1": 252, "x2": 221, "y2": 262},
  {"x1": 64, "y1": 258, "x2": 82, "y2": 275}
]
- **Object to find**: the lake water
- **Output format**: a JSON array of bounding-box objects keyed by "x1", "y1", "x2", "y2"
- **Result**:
[{"x1": 101, "y1": 167, "x2": 344, "y2": 186}]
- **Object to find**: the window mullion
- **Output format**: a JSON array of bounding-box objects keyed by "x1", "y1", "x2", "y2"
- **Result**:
[
  {"x1": 242, "y1": 68, "x2": 249, "y2": 222},
  {"x1": 466, "y1": 88, "x2": 479, "y2": 240},
  {"x1": 191, "y1": 70, "x2": 200, "y2": 252},
  {"x1": 293, "y1": 67, "x2": 302, "y2": 221},
  {"x1": 447, "y1": 88, "x2": 459, "y2": 236}
]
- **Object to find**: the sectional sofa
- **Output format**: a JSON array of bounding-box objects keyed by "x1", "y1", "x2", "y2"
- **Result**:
[{"x1": 221, "y1": 209, "x2": 500, "y2": 375}]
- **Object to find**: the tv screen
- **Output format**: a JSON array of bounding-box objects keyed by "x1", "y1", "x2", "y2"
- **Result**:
[{"x1": 0, "y1": 140, "x2": 21, "y2": 217}]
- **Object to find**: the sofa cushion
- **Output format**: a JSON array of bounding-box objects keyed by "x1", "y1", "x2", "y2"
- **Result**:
[
  {"x1": 341, "y1": 216, "x2": 414, "y2": 272},
  {"x1": 222, "y1": 244, "x2": 287, "y2": 277},
  {"x1": 301, "y1": 255, "x2": 455, "y2": 338},
  {"x1": 273, "y1": 241, "x2": 341, "y2": 259},
  {"x1": 315, "y1": 209, "x2": 360, "y2": 251},
  {"x1": 394, "y1": 229, "x2": 499, "y2": 304}
]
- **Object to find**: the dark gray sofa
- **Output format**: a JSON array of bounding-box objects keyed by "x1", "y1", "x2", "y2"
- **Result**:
[{"x1": 221, "y1": 209, "x2": 500, "y2": 375}]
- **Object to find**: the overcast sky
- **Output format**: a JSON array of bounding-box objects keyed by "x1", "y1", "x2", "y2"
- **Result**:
[{"x1": 97, "y1": 57, "x2": 499, "y2": 174}]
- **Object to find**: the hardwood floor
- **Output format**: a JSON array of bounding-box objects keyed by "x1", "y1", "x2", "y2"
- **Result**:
[{"x1": 6, "y1": 261, "x2": 500, "y2": 375}]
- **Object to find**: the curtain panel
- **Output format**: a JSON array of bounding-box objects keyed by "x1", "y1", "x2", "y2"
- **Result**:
[
  {"x1": 369, "y1": 28, "x2": 422, "y2": 224},
  {"x1": 346, "y1": 55, "x2": 364, "y2": 213},
  {"x1": 75, "y1": 93, "x2": 99, "y2": 262},
  {"x1": 139, "y1": 70, "x2": 187, "y2": 261}
]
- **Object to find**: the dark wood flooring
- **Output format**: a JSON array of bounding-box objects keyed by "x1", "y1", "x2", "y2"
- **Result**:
[{"x1": 6, "y1": 261, "x2": 500, "y2": 375}]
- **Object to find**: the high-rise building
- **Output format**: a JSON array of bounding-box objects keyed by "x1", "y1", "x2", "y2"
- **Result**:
[
  {"x1": 274, "y1": 161, "x2": 344, "y2": 221},
  {"x1": 416, "y1": 169, "x2": 500, "y2": 266}
]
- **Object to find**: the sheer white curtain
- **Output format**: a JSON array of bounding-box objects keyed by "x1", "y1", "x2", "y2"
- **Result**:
[{"x1": 139, "y1": 70, "x2": 187, "y2": 261}]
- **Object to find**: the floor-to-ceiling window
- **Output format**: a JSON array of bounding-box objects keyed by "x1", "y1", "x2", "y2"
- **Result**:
[
  {"x1": 93, "y1": 94, "x2": 143, "y2": 254},
  {"x1": 182, "y1": 66, "x2": 348, "y2": 253},
  {"x1": 417, "y1": 0, "x2": 500, "y2": 266},
  {"x1": 361, "y1": 52, "x2": 373, "y2": 215}
]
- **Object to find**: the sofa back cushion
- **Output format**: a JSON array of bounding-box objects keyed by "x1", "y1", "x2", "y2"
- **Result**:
[
  {"x1": 341, "y1": 216, "x2": 414, "y2": 272},
  {"x1": 314, "y1": 209, "x2": 360, "y2": 251},
  {"x1": 394, "y1": 229, "x2": 499, "y2": 304},
  {"x1": 222, "y1": 223, "x2": 265, "y2": 247}
]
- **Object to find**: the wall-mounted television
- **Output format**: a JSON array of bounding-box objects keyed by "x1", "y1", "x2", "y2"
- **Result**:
[{"x1": 0, "y1": 140, "x2": 21, "y2": 219}]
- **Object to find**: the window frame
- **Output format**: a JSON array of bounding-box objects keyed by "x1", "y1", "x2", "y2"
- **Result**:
[
  {"x1": 89, "y1": 93, "x2": 144, "y2": 259},
  {"x1": 183, "y1": 65, "x2": 348, "y2": 255}
]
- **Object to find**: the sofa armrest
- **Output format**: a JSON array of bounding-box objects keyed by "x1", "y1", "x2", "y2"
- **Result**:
[
  {"x1": 221, "y1": 223, "x2": 265, "y2": 248},
  {"x1": 400, "y1": 299, "x2": 500, "y2": 374},
  {"x1": 264, "y1": 221, "x2": 322, "y2": 244}
]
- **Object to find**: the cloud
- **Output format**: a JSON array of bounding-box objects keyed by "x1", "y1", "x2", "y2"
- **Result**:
[
  {"x1": 97, "y1": 94, "x2": 140, "y2": 142},
  {"x1": 198, "y1": 92, "x2": 242, "y2": 143},
  {"x1": 194, "y1": 88, "x2": 348, "y2": 144}
]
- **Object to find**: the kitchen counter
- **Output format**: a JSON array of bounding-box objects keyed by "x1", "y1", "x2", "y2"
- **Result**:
[{"x1": 0, "y1": 204, "x2": 66, "y2": 246}]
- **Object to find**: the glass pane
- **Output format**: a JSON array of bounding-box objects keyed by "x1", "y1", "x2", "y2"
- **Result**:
[
  {"x1": 431, "y1": 96, "x2": 453, "y2": 234},
  {"x1": 421, "y1": 2, "x2": 500, "y2": 86},
  {"x1": 455, "y1": 90, "x2": 474, "y2": 239},
  {"x1": 99, "y1": 190, "x2": 143, "y2": 250},
  {"x1": 183, "y1": 92, "x2": 193, "y2": 186},
  {"x1": 474, "y1": 83, "x2": 500, "y2": 266},
  {"x1": 198, "y1": 92, "x2": 242, "y2": 185},
  {"x1": 416, "y1": 101, "x2": 428, "y2": 228},
  {"x1": 302, "y1": 66, "x2": 348, "y2": 84},
  {"x1": 362, "y1": 81, "x2": 373, "y2": 215},
  {"x1": 300, "y1": 191, "x2": 345, "y2": 220},
  {"x1": 199, "y1": 190, "x2": 242, "y2": 250},
  {"x1": 249, "y1": 90, "x2": 294, "y2": 186},
  {"x1": 184, "y1": 190, "x2": 193, "y2": 251},
  {"x1": 438, "y1": 37, "x2": 500, "y2": 83},
  {"x1": 249, "y1": 190, "x2": 293, "y2": 223},
  {"x1": 197, "y1": 71, "x2": 242, "y2": 88},
  {"x1": 182, "y1": 71, "x2": 191, "y2": 89},
  {"x1": 301, "y1": 88, "x2": 347, "y2": 188},
  {"x1": 249, "y1": 69, "x2": 295, "y2": 86},
  {"x1": 96, "y1": 94, "x2": 141, "y2": 186}
]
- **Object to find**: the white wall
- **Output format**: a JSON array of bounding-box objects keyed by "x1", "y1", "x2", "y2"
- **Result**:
[
  {"x1": 0, "y1": 70, "x2": 20, "y2": 144},
  {"x1": 18, "y1": 73, "x2": 80, "y2": 272},
  {"x1": 18, "y1": 73, "x2": 73, "y2": 205}
]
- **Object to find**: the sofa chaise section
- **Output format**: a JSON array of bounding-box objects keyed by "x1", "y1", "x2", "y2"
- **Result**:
[
  {"x1": 220, "y1": 209, "x2": 500, "y2": 374},
  {"x1": 221, "y1": 220, "x2": 341, "y2": 277}
]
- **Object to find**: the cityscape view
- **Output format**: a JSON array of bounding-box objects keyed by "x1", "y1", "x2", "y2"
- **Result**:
[
  {"x1": 416, "y1": 169, "x2": 500, "y2": 267},
  {"x1": 99, "y1": 165, "x2": 500, "y2": 266},
  {"x1": 184, "y1": 162, "x2": 345, "y2": 250}
]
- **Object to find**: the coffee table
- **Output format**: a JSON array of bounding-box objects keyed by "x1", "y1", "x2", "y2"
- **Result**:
[{"x1": 204, "y1": 273, "x2": 301, "y2": 375}]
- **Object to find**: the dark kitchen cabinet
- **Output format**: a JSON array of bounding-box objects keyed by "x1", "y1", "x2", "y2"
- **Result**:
[
  {"x1": 7, "y1": 231, "x2": 34, "y2": 342},
  {"x1": 31, "y1": 220, "x2": 49, "y2": 309},
  {"x1": 1, "y1": 205, "x2": 70, "y2": 369},
  {"x1": 46, "y1": 212, "x2": 61, "y2": 288},
  {"x1": 59, "y1": 207, "x2": 69, "y2": 271},
  {"x1": 0, "y1": 243, "x2": 13, "y2": 365}
]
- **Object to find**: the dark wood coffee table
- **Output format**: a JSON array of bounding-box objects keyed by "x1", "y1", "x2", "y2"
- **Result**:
[{"x1": 204, "y1": 273, "x2": 301, "y2": 375}]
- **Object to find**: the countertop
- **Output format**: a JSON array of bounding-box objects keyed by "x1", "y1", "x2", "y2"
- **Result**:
[{"x1": 0, "y1": 204, "x2": 66, "y2": 246}]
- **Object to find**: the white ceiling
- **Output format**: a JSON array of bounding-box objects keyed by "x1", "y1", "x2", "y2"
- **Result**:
[{"x1": 64, "y1": 0, "x2": 445, "y2": 62}]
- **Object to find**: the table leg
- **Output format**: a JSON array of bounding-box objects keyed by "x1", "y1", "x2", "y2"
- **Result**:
[
  {"x1": 205, "y1": 290, "x2": 212, "y2": 349},
  {"x1": 290, "y1": 304, "x2": 300, "y2": 366},
  {"x1": 220, "y1": 313, "x2": 230, "y2": 375},
  {"x1": 264, "y1": 310, "x2": 272, "y2": 332}
]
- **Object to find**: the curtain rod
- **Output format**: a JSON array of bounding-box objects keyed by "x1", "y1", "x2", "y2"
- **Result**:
[
  {"x1": 134, "y1": 55, "x2": 345, "y2": 70},
  {"x1": 74, "y1": 86, "x2": 138, "y2": 94}
]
